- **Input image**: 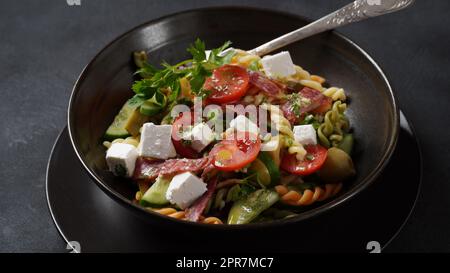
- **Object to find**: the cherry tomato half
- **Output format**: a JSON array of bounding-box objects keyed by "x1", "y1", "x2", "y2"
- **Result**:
[
  {"x1": 210, "y1": 132, "x2": 261, "y2": 172},
  {"x1": 203, "y1": 65, "x2": 250, "y2": 104},
  {"x1": 281, "y1": 144, "x2": 328, "y2": 176},
  {"x1": 171, "y1": 112, "x2": 200, "y2": 159}
]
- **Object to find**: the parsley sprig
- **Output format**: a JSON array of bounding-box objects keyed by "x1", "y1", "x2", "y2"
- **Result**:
[{"x1": 132, "y1": 39, "x2": 234, "y2": 104}]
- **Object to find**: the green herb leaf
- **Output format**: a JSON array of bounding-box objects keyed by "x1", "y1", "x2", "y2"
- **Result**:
[
  {"x1": 135, "y1": 63, "x2": 158, "y2": 78},
  {"x1": 189, "y1": 63, "x2": 211, "y2": 96},
  {"x1": 132, "y1": 79, "x2": 157, "y2": 98},
  {"x1": 187, "y1": 38, "x2": 207, "y2": 63},
  {"x1": 208, "y1": 40, "x2": 233, "y2": 66},
  {"x1": 131, "y1": 39, "x2": 234, "y2": 115}
]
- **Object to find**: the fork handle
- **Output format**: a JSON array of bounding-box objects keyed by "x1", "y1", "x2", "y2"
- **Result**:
[{"x1": 248, "y1": 0, "x2": 415, "y2": 56}]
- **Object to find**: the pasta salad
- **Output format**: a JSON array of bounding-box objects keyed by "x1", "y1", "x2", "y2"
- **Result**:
[{"x1": 102, "y1": 40, "x2": 355, "y2": 225}]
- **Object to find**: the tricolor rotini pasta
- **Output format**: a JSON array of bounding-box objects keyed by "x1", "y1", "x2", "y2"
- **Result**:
[
  {"x1": 103, "y1": 135, "x2": 140, "y2": 149},
  {"x1": 317, "y1": 101, "x2": 350, "y2": 148},
  {"x1": 152, "y1": 207, "x2": 223, "y2": 224},
  {"x1": 323, "y1": 87, "x2": 347, "y2": 101},
  {"x1": 275, "y1": 183, "x2": 343, "y2": 206}
]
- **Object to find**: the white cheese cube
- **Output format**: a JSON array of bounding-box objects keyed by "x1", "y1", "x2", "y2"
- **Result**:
[
  {"x1": 229, "y1": 115, "x2": 259, "y2": 135},
  {"x1": 166, "y1": 172, "x2": 207, "y2": 209},
  {"x1": 138, "y1": 123, "x2": 176, "y2": 159},
  {"x1": 106, "y1": 143, "x2": 138, "y2": 177},
  {"x1": 260, "y1": 51, "x2": 296, "y2": 79},
  {"x1": 183, "y1": 123, "x2": 214, "y2": 152},
  {"x1": 293, "y1": 124, "x2": 317, "y2": 146}
]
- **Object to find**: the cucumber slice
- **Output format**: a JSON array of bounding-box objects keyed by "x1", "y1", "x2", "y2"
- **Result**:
[
  {"x1": 140, "y1": 100, "x2": 162, "y2": 116},
  {"x1": 140, "y1": 91, "x2": 167, "y2": 116},
  {"x1": 248, "y1": 159, "x2": 271, "y2": 187},
  {"x1": 140, "y1": 176, "x2": 171, "y2": 206},
  {"x1": 227, "y1": 189, "x2": 279, "y2": 224},
  {"x1": 104, "y1": 95, "x2": 146, "y2": 141},
  {"x1": 248, "y1": 152, "x2": 281, "y2": 186},
  {"x1": 258, "y1": 152, "x2": 281, "y2": 185}
]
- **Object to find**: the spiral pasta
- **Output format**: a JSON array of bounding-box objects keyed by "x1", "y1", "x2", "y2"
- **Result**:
[
  {"x1": 317, "y1": 101, "x2": 349, "y2": 148},
  {"x1": 275, "y1": 183, "x2": 343, "y2": 206},
  {"x1": 151, "y1": 207, "x2": 223, "y2": 224},
  {"x1": 103, "y1": 135, "x2": 140, "y2": 149},
  {"x1": 231, "y1": 50, "x2": 261, "y2": 69},
  {"x1": 323, "y1": 87, "x2": 347, "y2": 101},
  {"x1": 310, "y1": 75, "x2": 326, "y2": 84},
  {"x1": 291, "y1": 65, "x2": 312, "y2": 81},
  {"x1": 299, "y1": 79, "x2": 325, "y2": 92},
  {"x1": 262, "y1": 104, "x2": 307, "y2": 161},
  {"x1": 286, "y1": 66, "x2": 324, "y2": 90}
]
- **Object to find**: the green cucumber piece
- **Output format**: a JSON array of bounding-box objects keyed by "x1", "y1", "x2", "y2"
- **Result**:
[
  {"x1": 248, "y1": 159, "x2": 271, "y2": 187},
  {"x1": 140, "y1": 176, "x2": 171, "y2": 206},
  {"x1": 104, "y1": 95, "x2": 146, "y2": 141},
  {"x1": 258, "y1": 152, "x2": 281, "y2": 185},
  {"x1": 139, "y1": 92, "x2": 167, "y2": 116},
  {"x1": 227, "y1": 189, "x2": 279, "y2": 224},
  {"x1": 140, "y1": 100, "x2": 162, "y2": 116}
]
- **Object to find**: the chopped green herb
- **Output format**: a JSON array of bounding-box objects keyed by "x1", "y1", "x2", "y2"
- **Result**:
[
  {"x1": 288, "y1": 93, "x2": 302, "y2": 116},
  {"x1": 301, "y1": 114, "x2": 321, "y2": 130}
]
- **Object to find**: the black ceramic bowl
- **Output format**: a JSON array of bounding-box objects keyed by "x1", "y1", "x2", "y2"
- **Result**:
[{"x1": 68, "y1": 7, "x2": 399, "y2": 229}]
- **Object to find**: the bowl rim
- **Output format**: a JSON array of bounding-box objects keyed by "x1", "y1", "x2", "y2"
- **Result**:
[{"x1": 67, "y1": 6, "x2": 400, "y2": 229}]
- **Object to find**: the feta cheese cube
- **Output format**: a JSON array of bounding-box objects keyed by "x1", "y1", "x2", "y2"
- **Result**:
[
  {"x1": 229, "y1": 115, "x2": 259, "y2": 135},
  {"x1": 293, "y1": 124, "x2": 317, "y2": 146},
  {"x1": 260, "y1": 51, "x2": 296, "y2": 79},
  {"x1": 166, "y1": 172, "x2": 207, "y2": 209},
  {"x1": 183, "y1": 123, "x2": 214, "y2": 152},
  {"x1": 138, "y1": 123, "x2": 176, "y2": 159},
  {"x1": 106, "y1": 143, "x2": 138, "y2": 177}
]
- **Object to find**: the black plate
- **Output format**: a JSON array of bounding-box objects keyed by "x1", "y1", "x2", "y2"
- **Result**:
[
  {"x1": 67, "y1": 7, "x2": 399, "y2": 228},
  {"x1": 47, "y1": 112, "x2": 420, "y2": 252}
]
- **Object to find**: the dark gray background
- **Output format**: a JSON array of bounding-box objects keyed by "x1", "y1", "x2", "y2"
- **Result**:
[{"x1": 0, "y1": 0, "x2": 448, "y2": 252}]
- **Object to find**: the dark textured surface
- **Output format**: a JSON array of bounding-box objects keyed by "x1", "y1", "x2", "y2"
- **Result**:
[{"x1": 0, "y1": 0, "x2": 449, "y2": 252}]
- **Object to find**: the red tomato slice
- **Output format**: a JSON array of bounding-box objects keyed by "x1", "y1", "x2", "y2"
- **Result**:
[
  {"x1": 203, "y1": 65, "x2": 250, "y2": 104},
  {"x1": 210, "y1": 132, "x2": 261, "y2": 171},
  {"x1": 171, "y1": 112, "x2": 200, "y2": 159},
  {"x1": 281, "y1": 145, "x2": 328, "y2": 176}
]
